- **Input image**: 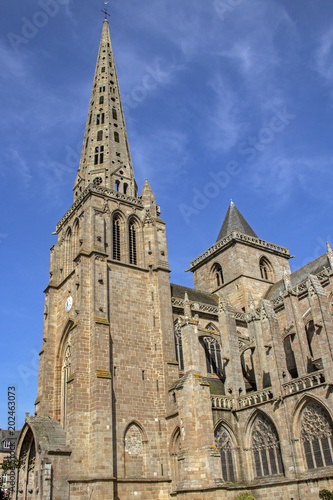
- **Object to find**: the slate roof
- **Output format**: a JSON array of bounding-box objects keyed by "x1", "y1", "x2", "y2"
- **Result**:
[
  {"x1": 216, "y1": 201, "x2": 258, "y2": 242},
  {"x1": 170, "y1": 283, "x2": 218, "y2": 306},
  {"x1": 265, "y1": 254, "x2": 329, "y2": 301}
]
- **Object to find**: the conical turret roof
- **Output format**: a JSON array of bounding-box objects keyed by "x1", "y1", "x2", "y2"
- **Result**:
[{"x1": 216, "y1": 201, "x2": 258, "y2": 242}]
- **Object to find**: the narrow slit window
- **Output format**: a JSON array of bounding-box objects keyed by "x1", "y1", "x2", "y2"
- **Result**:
[
  {"x1": 99, "y1": 96, "x2": 104, "y2": 104},
  {"x1": 101, "y1": 66, "x2": 106, "y2": 73},
  {"x1": 101, "y1": 113, "x2": 105, "y2": 124},
  {"x1": 97, "y1": 130, "x2": 103, "y2": 141},
  {"x1": 112, "y1": 108, "x2": 117, "y2": 120},
  {"x1": 96, "y1": 114, "x2": 100, "y2": 125},
  {"x1": 114, "y1": 131, "x2": 120, "y2": 143}
]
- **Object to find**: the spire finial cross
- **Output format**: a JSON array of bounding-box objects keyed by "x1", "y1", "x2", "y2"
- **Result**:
[{"x1": 102, "y1": 1, "x2": 110, "y2": 19}]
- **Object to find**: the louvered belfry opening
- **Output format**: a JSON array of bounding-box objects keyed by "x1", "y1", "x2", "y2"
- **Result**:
[{"x1": 129, "y1": 221, "x2": 137, "y2": 265}]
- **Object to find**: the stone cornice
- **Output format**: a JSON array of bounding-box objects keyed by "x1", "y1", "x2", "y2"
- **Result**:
[
  {"x1": 56, "y1": 184, "x2": 143, "y2": 233},
  {"x1": 189, "y1": 231, "x2": 291, "y2": 271}
]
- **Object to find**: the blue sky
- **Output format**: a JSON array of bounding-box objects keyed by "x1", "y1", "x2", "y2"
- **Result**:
[{"x1": 1, "y1": 0, "x2": 333, "y2": 428}]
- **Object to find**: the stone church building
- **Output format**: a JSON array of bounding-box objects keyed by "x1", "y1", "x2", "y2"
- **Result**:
[{"x1": 15, "y1": 17, "x2": 333, "y2": 500}]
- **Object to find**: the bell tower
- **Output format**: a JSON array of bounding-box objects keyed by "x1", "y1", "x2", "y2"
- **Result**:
[{"x1": 16, "y1": 16, "x2": 178, "y2": 500}]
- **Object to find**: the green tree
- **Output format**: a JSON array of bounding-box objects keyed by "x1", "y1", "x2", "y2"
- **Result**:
[
  {"x1": 319, "y1": 490, "x2": 333, "y2": 500},
  {"x1": 234, "y1": 492, "x2": 257, "y2": 500}
]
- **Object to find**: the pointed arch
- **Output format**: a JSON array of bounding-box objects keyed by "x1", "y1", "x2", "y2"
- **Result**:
[
  {"x1": 73, "y1": 218, "x2": 80, "y2": 259},
  {"x1": 57, "y1": 320, "x2": 73, "y2": 427},
  {"x1": 16, "y1": 425, "x2": 36, "y2": 498},
  {"x1": 259, "y1": 256, "x2": 274, "y2": 281},
  {"x1": 210, "y1": 262, "x2": 224, "y2": 289},
  {"x1": 64, "y1": 226, "x2": 72, "y2": 275},
  {"x1": 124, "y1": 420, "x2": 147, "y2": 478},
  {"x1": 249, "y1": 411, "x2": 284, "y2": 478},
  {"x1": 214, "y1": 421, "x2": 237, "y2": 482},
  {"x1": 128, "y1": 216, "x2": 141, "y2": 266},
  {"x1": 170, "y1": 426, "x2": 181, "y2": 484},
  {"x1": 294, "y1": 396, "x2": 333, "y2": 470},
  {"x1": 111, "y1": 210, "x2": 125, "y2": 262},
  {"x1": 202, "y1": 336, "x2": 223, "y2": 376},
  {"x1": 205, "y1": 322, "x2": 220, "y2": 333}
]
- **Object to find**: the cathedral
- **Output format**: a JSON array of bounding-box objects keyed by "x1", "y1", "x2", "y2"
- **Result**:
[{"x1": 14, "y1": 15, "x2": 333, "y2": 500}]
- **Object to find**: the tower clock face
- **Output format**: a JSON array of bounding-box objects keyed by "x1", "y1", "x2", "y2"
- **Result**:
[{"x1": 65, "y1": 296, "x2": 73, "y2": 313}]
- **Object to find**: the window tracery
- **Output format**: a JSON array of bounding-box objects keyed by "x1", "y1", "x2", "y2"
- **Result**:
[
  {"x1": 62, "y1": 343, "x2": 71, "y2": 428},
  {"x1": 215, "y1": 425, "x2": 236, "y2": 482},
  {"x1": 301, "y1": 401, "x2": 333, "y2": 469},
  {"x1": 252, "y1": 413, "x2": 284, "y2": 478},
  {"x1": 211, "y1": 263, "x2": 224, "y2": 289},
  {"x1": 259, "y1": 257, "x2": 273, "y2": 281},
  {"x1": 203, "y1": 336, "x2": 223, "y2": 376}
]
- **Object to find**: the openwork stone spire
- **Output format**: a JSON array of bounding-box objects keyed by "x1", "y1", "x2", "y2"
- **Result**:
[{"x1": 73, "y1": 19, "x2": 137, "y2": 198}]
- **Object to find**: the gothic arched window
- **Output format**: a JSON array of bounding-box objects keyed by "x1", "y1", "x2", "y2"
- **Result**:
[
  {"x1": 73, "y1": 219, "x2": 79, "y2": 258},
  {"x1": 97, "y1": 130, "x2": 103, "y2": 141},
  {"x1": 113, "y1": 215, "x2": 121, "y2": 261},
  {"x1": 203, "y1": 337, "x2": 223, "y2": 376},
  {"x1": 300, "y1": 401, "x2": 333, "y2": 470},
  {"x1": 215, "y1": 424, "x2": 236, "y2": 482},
  {"x1": 62, "y1": 344, "x2": 71, "y2": 428},
  {"x1": 124, "y1": 423, "x2": 145, "y2": 477},
  {"x1": 174, "y1": 321, "x2": 184, "y2": 371},
  {"x1": 211, "y1": 263, "x2": 224, "y2": 289},
  {"x1": 252, "y1": 413, "x2": 284, "y2": 478},
  {"x1": 259, "y1": 257, "x2": 273, "y2": 281},
  {"x1": 64, "y1": 227, "x2": 72, "y2": 275},
  {"x1": 170, "y1": 427, "x2": 181, "y2": 484},
  {"x1": 129, "y1": 220, "x2": 137, "y2": 265}
]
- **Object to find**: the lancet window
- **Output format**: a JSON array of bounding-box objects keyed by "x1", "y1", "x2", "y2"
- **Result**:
[
  {"x1": 301, "y1": 401, "x2": 333, "y2": 470},
  {"x1": 211, "y1": 263, "x2": 224, "y2": 289},
  {"x1": 112, "y1": 216, "x2": 121, "y2": 261},
  {"x1": 202, "y1": 337, "x2": 222, "y2": 376},
  {"x1": 62, "y1": 343, "x2": 71, "y2": 428},
  {"x1": 215, "y1": 424, "x2": 236, "y2": 482},
  {"x1": 129, "y1": 221, "x2": 137, "y2": 265},
  {"x1": 252, "y1": 413, "x2": 284, "y2": 478},
  {"x1": 259, "y1": 257, "x2": 273, "y2": 281},
  {"x1": 174, "y1": 320, "x2": 184, "y2": 371}
]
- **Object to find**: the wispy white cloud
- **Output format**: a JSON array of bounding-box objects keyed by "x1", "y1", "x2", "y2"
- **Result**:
[
  {"x1": 130, "y1": 127, "x2": 189, "y2": 187},
  {"x1": 314, "y1": 26, "x2": 333, "y2": 83}
]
